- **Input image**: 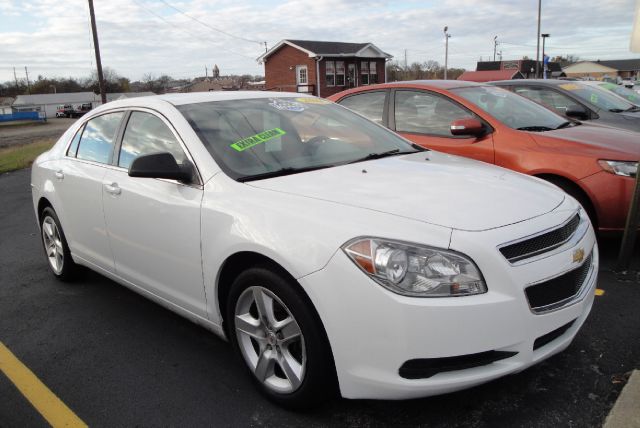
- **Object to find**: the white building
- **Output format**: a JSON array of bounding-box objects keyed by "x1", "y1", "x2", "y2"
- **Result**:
[
  {"x1": 12, "y1": 92, "x2": 156, "y2": 118},
  {"x1": 12, "y1": 92, "x2": 97, "y2": 118}
]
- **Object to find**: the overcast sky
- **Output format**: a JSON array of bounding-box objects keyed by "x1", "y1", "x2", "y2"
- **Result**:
[{"x1": 1, "y1": 0, "x2": 638, "y2": 83}]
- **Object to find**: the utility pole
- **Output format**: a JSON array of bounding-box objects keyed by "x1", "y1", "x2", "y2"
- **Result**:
[
  {"x1": 444, "y1": 26, "x2": 451, "y2": 79},
  {"x1": 493, "y1": 36, "x2": 498, "y2": 62},
  {"x1": 404, "y1": 49, "x2": 407, "y2": 70},
  {"x1": 264, "y1": 41, "x2": 268, "y2": 53},
  {"x1": 205, "y1": 66, "x2": 208, "y2": 78},
  {"x1": 13, "y1": 67, "x2": 19, "y2": 92},
  {"x1": 88, "y1": 0, "x2": 106, "y2": 104},
  {"x1": 25, "y1": 66, "x2": 31, "y2": 94},
  {"x1": 535, "y1": 0, "x2": 542, "y2": 78}
]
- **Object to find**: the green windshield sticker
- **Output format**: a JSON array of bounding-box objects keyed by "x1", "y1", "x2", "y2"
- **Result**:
[
  {"x1": 590, "y1": 93, "x2": 598, "y2": 104},
  {"x1": 231, "y1": 128, "x2": 286, "y2": 152}
]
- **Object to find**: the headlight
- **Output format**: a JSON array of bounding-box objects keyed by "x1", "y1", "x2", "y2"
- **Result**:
[
  {"x1": 598, "y1": 160, "x2": 638, "y2": 178},
  {"x1": 342, "y1": 238, "x2": 487, "y2": 297}
]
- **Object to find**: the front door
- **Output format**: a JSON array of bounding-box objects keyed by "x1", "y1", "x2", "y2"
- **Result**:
[
  {"x1": 348, "y1": 64, "x2": 356, "y2": 88},
  {"x1": 391, "y1": 89, "x2": 495, "y2": 164},
  {"x1": 102, "y1": 110, "x2": 207, "y2": 317}
]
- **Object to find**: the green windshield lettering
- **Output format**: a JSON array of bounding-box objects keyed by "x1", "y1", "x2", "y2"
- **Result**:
[{"x1": 231, "y1": 128, "x2": 286, "y2": 151}]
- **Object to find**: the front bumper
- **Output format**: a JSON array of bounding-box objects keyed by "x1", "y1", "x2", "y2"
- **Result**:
[
  {"x1": 300, "y1": 208, "x2": 598, "y2": 400},
  {"x1": 579, "y1": 170, "x2": 637, "y2": 232}
]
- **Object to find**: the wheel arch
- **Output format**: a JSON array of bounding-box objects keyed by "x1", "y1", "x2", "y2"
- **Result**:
[
  {"x1": 533, "y1": 173, "x2": 598, "y2": 228},
  {"x1": 37, "y1": 197, "x2": 54, "y2": 225},
  {"x1": 216, "y1": 251, "x2": 337, "y2": 371},
  {"x1": 217, "y1": 251, "x2": 316, "y2": 332}
]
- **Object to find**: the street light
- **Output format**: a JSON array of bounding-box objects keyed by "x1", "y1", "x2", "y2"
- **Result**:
[
  {"x1": 444, "y1": 26, "x2": 451, "y2": 79},
  {"x1": 541, "y1": 33, "x2": 550, "y2": 79},
  {"x1": 493, "y1": 35, "x2": 498, "y2": 62},
  {"x1": 535, "y1": 0, "x2": 542, "y2": 78}
]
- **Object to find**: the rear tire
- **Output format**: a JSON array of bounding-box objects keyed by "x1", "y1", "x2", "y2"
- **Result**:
[
  {"x1": 226, "y1": 266, "x2": 336, "y2": 409},
  {"x1": 40, "y1": 207, "x2": 79, "y2": 281}
]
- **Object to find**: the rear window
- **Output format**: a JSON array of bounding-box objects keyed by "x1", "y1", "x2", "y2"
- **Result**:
[{"x1": 76, "y1": 112, "x2": 124, "y2": 164}]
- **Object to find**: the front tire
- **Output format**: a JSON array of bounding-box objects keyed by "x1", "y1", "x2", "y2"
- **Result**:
[
  {"x1": 40, "y1": 207, "x2": 78, "y2": 281},
  {"x1": 226, "y1": 266, "x2": 336, "y2": 409}
]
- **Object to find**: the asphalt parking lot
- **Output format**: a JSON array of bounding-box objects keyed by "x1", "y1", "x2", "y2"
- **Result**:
[{"x1": 0, "y1": 168, "x2": 638, "y2": 427}]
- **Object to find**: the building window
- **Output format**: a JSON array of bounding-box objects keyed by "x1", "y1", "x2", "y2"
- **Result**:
[
  {"x1": 361, "y1": 61, "x2": 369, "y2": 85},
  {"x1": 326, "y1": 61, "x2": 335, "y2": 87},
  {"x1": 359, "y1": 61, "x2": 379, "y2": 85},
  {"x1": 336, "y1": 61, "x2": 345, "y2": 86},
  {"x1": 296, "y1": 65, "x2": 308, "y2": 85}
]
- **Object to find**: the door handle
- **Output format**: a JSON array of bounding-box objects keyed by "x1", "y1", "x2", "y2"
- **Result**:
[
  {"x1": 104, "y1": 182, "x2": 121, "y2": 196},
  {"x1": 55, "y1": 170, "x2": 64, "y2": 180}
]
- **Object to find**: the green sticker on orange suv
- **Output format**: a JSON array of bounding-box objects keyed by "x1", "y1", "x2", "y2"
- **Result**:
[{"x1": 231, "y1": 128, "x2": 286, "y2": 152}]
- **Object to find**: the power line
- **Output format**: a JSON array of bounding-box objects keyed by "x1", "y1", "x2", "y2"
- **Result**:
[
  {"x1": 131, "y1": 0, "x2": 256, "y2": 61},
  {"x1": 156, "y1": 0, "x2": 264, "y2": 46}
]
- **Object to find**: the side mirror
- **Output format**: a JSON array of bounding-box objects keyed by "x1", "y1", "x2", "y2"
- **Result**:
[
  {"x1": 128, "y1": 152, "x2": 193, "y2": 183},
  {"x1": 565, "y1": 104, "x2": 589, "y2": 120},
  {"x1": 450, "y1": 118, "x2": 485, "y2": 137}
]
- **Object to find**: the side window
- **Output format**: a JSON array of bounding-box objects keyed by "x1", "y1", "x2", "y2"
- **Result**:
[
  {"x1": 514, "y1": 87, "x2": 574, "y2": 115},
  {"x1": 395, "y1": 90, "x2": 473, "y2": 136},
  {"x1": 338, "y1": 91, "x2": 386, "y2": 124},
  {"x1": 66, "y1": 125, "x2": 84, "y2": 157},
  {"x1": 118, "y1": 111, "x2": 187, "y2": 169},
  {"x1": 76, "y1": 112, "x2": 124, "y2": 164},
  {"x1": 513, "y1": 87, "x2": 544, "y2": 104}
]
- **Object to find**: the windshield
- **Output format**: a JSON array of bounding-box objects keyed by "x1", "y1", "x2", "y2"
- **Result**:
[
  {"x1": 451, "y1": 86, "x2": 567, "y2": 130},
  {"x1": 556, "y1": 82, "x2": 634, "y2": 112},
  {"x1": 596, "y1": 82, "x2": 640, "y2": 106},
  {"x1": 178, "y1": 97, "x2": 418, "y2": 180}
]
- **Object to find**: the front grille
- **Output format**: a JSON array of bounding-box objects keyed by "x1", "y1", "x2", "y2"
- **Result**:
[
  {"x1": 533, "y1": 320, "x2": 576, "y2": 350},
  {"x1": 500, "y1": 213, "x2": 581, "y2": 263},
  {"x1": 399, "y1": 351, "x2": 518, "y2": 379},
  {"x1": 525, "y1": 253, "x2": 593, "y2": 312}
]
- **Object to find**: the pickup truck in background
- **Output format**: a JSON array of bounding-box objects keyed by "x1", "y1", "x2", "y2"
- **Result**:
[{"x1": 56, "y1": 103, "x2": 93, "y2": 118}]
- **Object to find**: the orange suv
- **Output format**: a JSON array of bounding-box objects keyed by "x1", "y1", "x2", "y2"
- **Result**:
[{"x1": 329, "y1": 81, "x2": 639, "y2": 232}]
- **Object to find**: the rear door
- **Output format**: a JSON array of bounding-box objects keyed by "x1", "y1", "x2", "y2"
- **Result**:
[
  {"x1": 337, "y1": 90, "x2": 389, "y2": 126},
  {"x1": 102, "y1": 109, "x2": 207, "y2": 317},
  {"x1": 390, "y1": 89, "x2": 495, "y2": 164},
  {"x1": 55, "y1": 111, "x2": 125, "y2": 272}
]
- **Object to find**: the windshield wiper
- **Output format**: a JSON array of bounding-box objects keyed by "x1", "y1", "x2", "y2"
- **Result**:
[
  {"x1": 516, "y1": 126, "x2": 554, "y2": 132},
  {"x1": 555, "y1": 121, "x2": 575, "y2": 129},
  {"x1": 624, "y1": 105, "x2": 640, "y2": 112},
  {"x1": 609, "y1": 108, "x2": 625, "y2": 113},
  {"x1": 238, "y1": 165, "x2": 332, "y2": 182},
  {"x1": 347, "y1": 149, "x2": 417, "y2": 164}
]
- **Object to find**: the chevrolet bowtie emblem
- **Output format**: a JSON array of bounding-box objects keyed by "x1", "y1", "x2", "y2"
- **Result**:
[{"x1": 572, "y1": 248, "x2": 585, "y2": 263}]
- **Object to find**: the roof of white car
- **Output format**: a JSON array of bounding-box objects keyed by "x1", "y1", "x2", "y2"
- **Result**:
[{"x1": 106, "y1": 91, "x2": 312, "y2": 108}]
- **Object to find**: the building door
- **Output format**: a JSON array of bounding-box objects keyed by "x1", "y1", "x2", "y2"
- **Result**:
[
  {"x1": 295, "y1": 65, "x2": 309, "y2": 93},
  {"x1": 348, "y1": 64, "x2": 356, "y2": 88}
]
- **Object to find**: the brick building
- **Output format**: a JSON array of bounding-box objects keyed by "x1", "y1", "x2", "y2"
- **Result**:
[
  {"x1": 477, "y1": 60, "x2": 565, "y2": 79},
  {"x1": 257, "y1": 39, "x2": 392, "y2": 98}
]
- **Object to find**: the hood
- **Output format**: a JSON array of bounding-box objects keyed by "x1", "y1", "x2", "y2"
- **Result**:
[
  {"x1": 620, "y1": 110, "x2": 640, "y2": 120},
  {"x1": 542, "y1": 123, "x2": 640, "y2": 159},
  {"x1": 248, "y1": 152, "x2": 565, "y2": 232}
]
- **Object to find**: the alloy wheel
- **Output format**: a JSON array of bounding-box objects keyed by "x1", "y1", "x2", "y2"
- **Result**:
[
  {"x1": 42, "y1": 216, "x2": 64, "y2": 275},
  {"x1": 234, "y1": 286, "x2": 306, "y2": 394}
]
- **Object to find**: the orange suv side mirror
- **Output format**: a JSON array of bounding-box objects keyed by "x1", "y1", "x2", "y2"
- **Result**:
[{"x1": 450, "y1": 118, "x2": 485, "y2": 137}]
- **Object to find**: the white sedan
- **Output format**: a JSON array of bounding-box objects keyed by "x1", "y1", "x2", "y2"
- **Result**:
[{"x1": 31, "y1": 92, "x2": 598, "y2": 408}]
